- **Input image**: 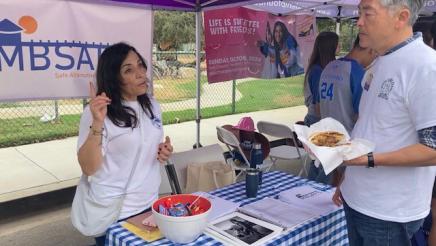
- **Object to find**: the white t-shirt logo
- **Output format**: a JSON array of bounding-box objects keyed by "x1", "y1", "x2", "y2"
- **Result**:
[{"x1": 378, "y1": 78, "x2": 394, "y2": 100}]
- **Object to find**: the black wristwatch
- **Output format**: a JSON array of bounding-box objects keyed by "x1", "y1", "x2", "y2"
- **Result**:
[{"x1": 367, "y1": 152, "x2": 375, "y2": 168}]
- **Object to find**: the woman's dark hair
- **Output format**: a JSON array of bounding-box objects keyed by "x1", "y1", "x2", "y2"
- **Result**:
[
  {"x1": 413, "y1": 21, "x2": 433, "y2": 47},
  {"x1": 273, "y1": 21, "x2": 300, "y2": 77},
  {"x1": 431, "y1": 20, "x2": 436, "y2": 49},
  {"x1": 304, "y1": 31, "x2": 339, "y2": 89},
  {"x1": 96, "y1": 42, "x2": 154, "y2": 128},
  {"x1": 273, "y1": 21, "x2": 298, "y2": 50}
]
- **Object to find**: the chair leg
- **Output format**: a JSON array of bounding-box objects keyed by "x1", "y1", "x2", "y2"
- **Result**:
[
  {"x1": 235, "y1": 170, "x2": 245, "y2": 182},
  {"x1": 298, "y1": 155, "x2": 309, "y2": 177},
  {"x1": 226, "y1": 158, "x2": 244, "y2": 182},
  {"x1": 262, "y1": 156, "x2": 276, "y2": 172}
]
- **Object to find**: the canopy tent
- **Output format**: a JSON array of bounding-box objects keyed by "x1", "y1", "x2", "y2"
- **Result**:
[
  {"x1": 108, "y1": 0, "x2": 436, "y2": 14},
  {"x1": 247, "y1": 0, "x2": 359, "y2": 18},
  {"x1": 96, "y1": 0, "x2": 435, "y2": 147},
  {"x1": 109, "y1": 0, "x2": 269, "y2": 11},
  {"x1": 247, "y1": 1, "x2": 436, "y2": 34},
  {"x1": 247, "y1": 0, "x2": 436, "y2": 18}
]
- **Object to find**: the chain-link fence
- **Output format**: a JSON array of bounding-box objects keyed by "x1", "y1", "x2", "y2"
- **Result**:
[{"x1": 0, "y1": 51, "x2": 305, "y2": 148}]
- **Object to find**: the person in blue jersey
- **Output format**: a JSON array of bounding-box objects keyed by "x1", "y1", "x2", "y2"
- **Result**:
[
  {"x1": 303, "y1": 31, "x2": 339, "y2": 127},
  {"x1": 303, "y1": 31, "x2": 339, "y2": 184},
  {"x1": 331, "y1": 0, "x2": 436, "y2": 245},
  {"x1": 319, "y1": 36, "x2": 377, "y2": 134},
  {"x1": 309, "y1": 37, "x2": 377, "y2": 185}
]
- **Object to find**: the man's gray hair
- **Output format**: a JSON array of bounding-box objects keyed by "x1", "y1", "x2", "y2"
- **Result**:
[{"x1": 379, "y1": 0, "x2": 424, "y2": 25}]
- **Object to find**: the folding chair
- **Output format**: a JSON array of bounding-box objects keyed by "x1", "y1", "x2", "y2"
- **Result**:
[
  {"x1": 216, "y1": 126, "x2": 272, "y2": 180},
  {"x1": 159, "y1": 144, "x2": 229, "y2": 195},
  {"x1": 256, "y1": 121, "x2": 308, "y2": 176}
]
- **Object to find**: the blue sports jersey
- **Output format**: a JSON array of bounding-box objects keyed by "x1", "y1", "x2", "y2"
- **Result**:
[{"x1": 318, "y1": 57, "x2": 365, "y2": 133}]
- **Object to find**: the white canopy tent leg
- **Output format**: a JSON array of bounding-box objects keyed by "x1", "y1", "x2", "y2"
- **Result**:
[
  {"x1": 194, "y1": 9, "x2": 202, "y2": 148},
  {"x1": 335, "y1": 5, "x2": 342, "y2": 35}
]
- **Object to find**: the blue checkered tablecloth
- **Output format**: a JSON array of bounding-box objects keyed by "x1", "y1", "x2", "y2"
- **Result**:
[{"x1": 106, "y1": 171, "x2": 349, "y2": 245}]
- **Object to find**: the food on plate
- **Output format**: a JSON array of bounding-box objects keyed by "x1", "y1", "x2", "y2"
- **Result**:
[{"x1": 309, "y1": 131, "x2": 345, "y2": 147}]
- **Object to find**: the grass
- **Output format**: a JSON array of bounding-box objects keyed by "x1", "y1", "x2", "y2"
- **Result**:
[
  {"x1": 153, "y1": 76, "x2": 207, "y2": 103},
  {"x1": 0, "y1": 115, "x2": 80, "y2": 147},
  {"x1": 0, "y1": 76, "x2": 304, "y2": 148}
]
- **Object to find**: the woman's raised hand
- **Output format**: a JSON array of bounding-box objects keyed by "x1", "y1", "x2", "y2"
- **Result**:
[
  {"x1": 157, "y1": 136, "x2": 173, "y2": 163},
  {"x1": 88, "y1": 82, "x2": 111, "y2": 124}
]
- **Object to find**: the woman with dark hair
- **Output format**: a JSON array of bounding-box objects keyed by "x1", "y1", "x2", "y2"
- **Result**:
[
  {"x1": 73, "y1": 42, "x2": 173, "y2": 245},
  {"x1": 273, "y1": 21, "x2": 304, "y2": 78},
  {"x1": 303, "y1": 31, "x2": 339, "y2": 126},
  {"x1": 413, "y1": 21, "x2": 433, "y2": 47},
  {"x1": 431, "y1": 20, "x2": 436, "y2": 49},
  {"x1": 259, "y1": 21, "x2": 304, "y2": 78}
]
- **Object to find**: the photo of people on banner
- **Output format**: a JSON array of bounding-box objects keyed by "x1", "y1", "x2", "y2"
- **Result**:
[{"x1": 204, "y1": 7, "x2": 316, "y2": 83}]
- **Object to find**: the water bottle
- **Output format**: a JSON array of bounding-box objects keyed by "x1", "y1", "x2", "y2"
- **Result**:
[
  {"x1": 250, "y1": 143, "x2": 263, "y2": 169},
  {"x1": 245, "y1": 168, "x2": 259, "y2": 198},
  {"x1": 250, "y1": 143, "x2": 263, "y2": 185}
]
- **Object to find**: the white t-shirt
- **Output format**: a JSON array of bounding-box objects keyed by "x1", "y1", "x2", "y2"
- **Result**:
[
  {"x1": 341, "y1": 37, "x2": 436, "y2": 222},
  {"x1": 77, "y1": 99, "x2": 163, "y2": 219}
]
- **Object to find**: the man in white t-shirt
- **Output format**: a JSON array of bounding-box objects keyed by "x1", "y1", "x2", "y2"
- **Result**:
[{"x1": 333, "y1": 0, "x2": 436, "y2": 245}]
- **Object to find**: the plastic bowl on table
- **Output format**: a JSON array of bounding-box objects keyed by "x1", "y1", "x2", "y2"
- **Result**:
[{"x1": 152, "y1": 194, "x2": 211, "y2": 244}]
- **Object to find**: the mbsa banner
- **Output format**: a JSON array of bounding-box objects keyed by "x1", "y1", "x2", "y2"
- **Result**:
[
  {"x1": 204, "y1": 6, "x2": 316, "y2": 83},
  {"x1": 0, "y1": 0, "x2": 152, "y2": 101}
]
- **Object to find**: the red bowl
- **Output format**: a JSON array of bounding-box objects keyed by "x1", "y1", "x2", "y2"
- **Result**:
[
  {"x1": 152, "y1": 194, "x2": 212, "y2": 244},
  {"x1": 152, "y1": 194, "x2": 211, "y2": 215}
]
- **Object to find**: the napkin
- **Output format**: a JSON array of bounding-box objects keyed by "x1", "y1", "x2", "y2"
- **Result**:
[{"x1": 293, "y1": 118, "x2": 375, "y2": 174}]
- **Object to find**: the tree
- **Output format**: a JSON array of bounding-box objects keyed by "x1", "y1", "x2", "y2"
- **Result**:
[
  {"x1": 316, "y1": 18, "x2": 359, "y2": 55},
  {"x1": 154, "y1": 11, "x2": 196, "y2": 51}
]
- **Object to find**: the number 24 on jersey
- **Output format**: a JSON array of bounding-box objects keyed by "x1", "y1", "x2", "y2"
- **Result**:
[{"x1": 320, "y1": 82, "x2": 334, "y2": 100}]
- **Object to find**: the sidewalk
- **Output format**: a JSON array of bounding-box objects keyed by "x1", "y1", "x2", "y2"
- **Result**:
[
  {"x1": 0, "y1": 106, "x2": 307, "y2": 203},
  {"x1": 0, "y1": 79, "x2": 250, "y2": 119}
]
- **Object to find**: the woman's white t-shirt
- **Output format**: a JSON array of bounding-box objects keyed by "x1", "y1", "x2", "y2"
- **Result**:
[{"x1": 77, "y1": 99, "x2": 163, "y2": 219}]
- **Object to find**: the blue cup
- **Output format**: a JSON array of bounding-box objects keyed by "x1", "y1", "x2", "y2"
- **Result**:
[{"x1": 246, "y1": 169, "x2": 259, "y2": 198}]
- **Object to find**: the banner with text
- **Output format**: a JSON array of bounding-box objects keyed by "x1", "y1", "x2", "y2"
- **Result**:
[
  {"x1": 204, "y1": 7, "x2": 316, "y2": 83},
  {"x1": 0, "y1": 0, "x2": 152, "y2": 101}
]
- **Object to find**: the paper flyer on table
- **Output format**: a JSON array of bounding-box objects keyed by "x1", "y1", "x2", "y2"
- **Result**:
[
  {"x1": 293, "y1": 118, "x2": 375, "y2": 174},
  {"x1": 193, "y1": 191, "x2": 240, "y2": 222},
  {"x1": 278, "y1": 185, "x2": 339, "y2": 216},
  {"x1": 238, "y1": 198, "x2": 319, "y2": 230}
]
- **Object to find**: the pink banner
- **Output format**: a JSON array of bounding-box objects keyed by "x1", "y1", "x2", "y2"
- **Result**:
[{"x1": 204, "y1": 7, "x2": 316, "y2": 83}]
